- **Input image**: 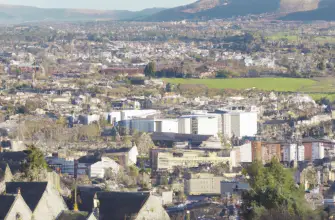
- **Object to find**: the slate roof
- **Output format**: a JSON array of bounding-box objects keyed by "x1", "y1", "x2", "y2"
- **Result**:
[
  {"x1": 56, "y1": 211, "x2": 89, "y2": 220},
  {"x1": 5, "y1": 182, "x2": 48, "y2": 211},
  {"x1": 78, "y1": 155, "x2": 101, "y2": 164},
  {"x1": 97, "y1": 192, "x2": 150, "y2": 220},
  {"x1": 104, "y1": 147, "x2": 132, "y2": 154},
  {"x1": 0, "y1": 195, "x2": 16, "y2": 219},
  {"x1": 0, "y1": 151, "x2": 28, "y2": 163},
  {"x1": 0, "y1": 163, "x2": 22, "y2": 175},
  {"x1": 77, "y1": 186, "x2": 102, "y2": 212},
  {"x1": 151, "y1": 132, "x2": 212, "y2": 142}
]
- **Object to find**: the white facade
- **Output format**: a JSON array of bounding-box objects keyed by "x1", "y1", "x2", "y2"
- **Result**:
[
  {"x1": 106, "y1": 110, "x2": 159, "y2": 124},
  {"x1": 128, "y1": 145, "x2": 139, "y2": 165},
  {"x1": 230, "y1": 112, "x2": 258, "y2": 138},
  {"x1": 283, "y1": 144, "x2": 305, "y2": 162},
  {"x1": 89, "y1": 157, "x2": 120, "y2": 178},
  {"x1": 312, "y1": 142, "x2": 325, "y2": 161},
  {"x1": 221, "y1": 114, "x2": 232, "y2": 138},
  {"x1": 239, "y1": 143, "x2": 252, "y2": 163},
  {"x1": 123, "y1": 118, "x2": 179, "y2": 134},
  {"x1": 156, "y1": 119, "x2": 179, "y2": 133},
  {"x1": 79, "y1": 114, "x2": 100, "y2": 125},
  {"x1": 178, "y1": 118, "x2": 191, "y2": 134},
  {"x1": 179, "y1": 115, "x2": 220, "y2": 137}
]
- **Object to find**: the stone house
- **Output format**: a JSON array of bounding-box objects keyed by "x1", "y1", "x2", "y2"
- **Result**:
[
  {"x1": 56, "y1": 210, "x2": 97, "y2": 220},
  {"x1": 94, "y1": 192, "x2": 170, "y2": 220},
  {"x1": 89, "y1": 157, "x2": 120, "y2": 179},
  {"x1": 103, "y1": 145, "x2": 138, "y2": 167},
  {"x1": 5, "y1": 182, "x2": 68, "y2": 220},
  {"x1": 0, "y1": 192, "x2": 32, "y2": 220}
]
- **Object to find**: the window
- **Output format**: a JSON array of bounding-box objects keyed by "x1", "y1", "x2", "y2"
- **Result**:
[{"x1": 16, "y1": 213, "x2": 22, "y2": 220}]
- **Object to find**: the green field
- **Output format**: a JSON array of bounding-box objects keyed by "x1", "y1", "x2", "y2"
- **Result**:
[
  {"x1": 266, "y1": 33, "x2": 335, "y2": 44},
  {"x1": 163, "y1": 77, "x2": 335, "y2": 101},
  {"x1": 164, "y1": 78, "x2": 316, "y2": 91},
  {"x1": 267, "y1": 33, "x2": 299, "y2": 42}
]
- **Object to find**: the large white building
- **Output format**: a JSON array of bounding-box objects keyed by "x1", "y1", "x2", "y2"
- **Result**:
[
  {"x1": 106, "y1": 110, "x2": 159, "y2": 124},
  {"x1": 178, "y1": 111, "x2": 257, "y2": 138},
  {"x1": 283, "y1": 144, "x2": 305, "y2": 162},
  {"x1": 120, "y1": 118, "x2": 179, "y2": 134},
  {"x1": 229, "y1": 112, "x2": 258, "y2": 138},
  {"x1": 179, "y1": 115, "x2": 220, "y2": 137},
  {"x1": 312, "y1": 142, "x2": 325, "y2": 161}
]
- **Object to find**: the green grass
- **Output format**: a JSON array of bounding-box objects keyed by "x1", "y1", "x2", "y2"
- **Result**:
[
  {"x1": 266, "y1": 32, "x2": 299, "y2": 42},
  {"x1": 165, "y1": 77, "x2": 335, "y2": 101},
  {"x1": 164, "y1": 78, "x2": 316, "y2": 92},
  {"x1": 309, "y1": 93, "x2": 335, "y2": 102}
]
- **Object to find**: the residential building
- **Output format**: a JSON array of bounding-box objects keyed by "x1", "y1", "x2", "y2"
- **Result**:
[
  {"x1": 262, "y1": 142, "x2": 281, "y2": 163},
  {"x1": 303, "y1": 142, "x2": 313, "y2": 161},
  {"x1": 103, "y1": 144, "x2": 138, "y2": 166},
  {"x1": 5, "y1": 182, "x2": 68, "y2": 220},
  {"x1": 282, "y1": 144, "x2": 305, "y2": 162},
  {"x1": 184, "y1": 173, "x2": 226, "y2": 195},
  {"x1": 231, "y1": 143, "x2": 252, "y2": 167},
  {"x1": 94, "y1": 192, "x2": 170, "y2": 220},
  {"x1": 0, "y1": 193, "x2": 32, "y2": 220},
  {"x1": 312, "y1": 142, "x2": 325, "y2": 161},
  {"x1": 89, "y1": 157, "x2": 120, "y2": 179},
  {"x1": 251, "y1": 141, "x2": 281, "y2": 163},
  {"x1": 151, "y1": 149, "x2": 231, "y2": 171},
  {"x1": 252, "y1": 141, "x2": 262, "y2": 161}
]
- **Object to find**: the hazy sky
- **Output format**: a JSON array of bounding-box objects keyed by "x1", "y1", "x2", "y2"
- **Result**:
[{"x1": 0, "y1": 0, "x2": 196, "y2": 10}]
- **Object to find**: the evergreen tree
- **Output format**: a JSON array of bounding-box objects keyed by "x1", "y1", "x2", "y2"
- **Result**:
[
  {"x1": 144, "y1": 62, "x2": 156, "y2": 78},
  {"x1": 241, "y1": 158, "x2": 318, "y2": 219}
]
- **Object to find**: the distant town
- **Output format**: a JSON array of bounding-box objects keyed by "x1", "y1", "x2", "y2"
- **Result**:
[{"x1": 0, "y1": 3, "x2": 335, "y2": 220}]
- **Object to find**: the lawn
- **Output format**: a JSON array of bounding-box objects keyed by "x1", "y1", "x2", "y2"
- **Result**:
[
  {"x1": 164, "y1": 78, "x2": 316, "y2": 92},
  {"x1": 266, "y1": 33, "x2": 299, "y2": 42}
]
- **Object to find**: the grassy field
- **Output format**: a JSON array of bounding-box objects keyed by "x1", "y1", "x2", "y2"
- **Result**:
[
  {"x1": 164, "y1": 78, "x2": 316, "y2": 92},
  {"x1": 163, "y1": 77, "x2": 335, "y2": 101},
  {"x1": 266, "y1": 33, "x2": 335, "y2": 44},
  {"x1": 266, "y1": 32, "x2": 299, "y2": 42}
]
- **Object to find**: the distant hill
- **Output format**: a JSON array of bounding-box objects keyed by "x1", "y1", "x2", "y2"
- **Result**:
[
  {"x1": 280, "y1": 0, "x2": 335, "y2": 21},
  {"x1": 0, "y1": 4, "x2": 165, "y2": 23},
  {"x1": 142, "y1": 0, "x2": 320, "y2": 21}
]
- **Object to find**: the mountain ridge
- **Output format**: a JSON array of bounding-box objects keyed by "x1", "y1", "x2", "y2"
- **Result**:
[
  {"x1": 141, "y1": 0, "x2": 322, "y2": 21},
  {"x1": 0, "y1": 4, "x2": 166, "y2": 23}
]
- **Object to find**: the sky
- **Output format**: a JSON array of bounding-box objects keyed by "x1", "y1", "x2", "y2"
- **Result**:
[{"x1": 0, "y1": 0, "x2": 196, "y2": 11}]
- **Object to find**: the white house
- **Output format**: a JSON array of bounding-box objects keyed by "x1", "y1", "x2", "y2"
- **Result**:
[{"x1": 89, "y1": 157, "x2": 120, "y2": 179}]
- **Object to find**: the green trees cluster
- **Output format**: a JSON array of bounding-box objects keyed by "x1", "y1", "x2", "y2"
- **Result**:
[
  {"x1": 144, "y1": 62, "x2": 156, "y2": 78},
  {"x1": 241, "y1": 158, "x2": 317, "y2": 219},
  {"x1": 24, "y1": 145, "x2": 48, "y2": 181}
]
